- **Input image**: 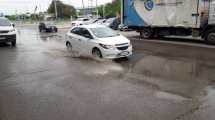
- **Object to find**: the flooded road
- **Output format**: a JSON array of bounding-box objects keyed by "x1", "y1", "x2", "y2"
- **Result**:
[{"x1": 0, "y1": 26, "x2": 215, "y2": 120}]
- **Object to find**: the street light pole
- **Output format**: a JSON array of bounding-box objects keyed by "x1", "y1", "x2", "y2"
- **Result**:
[
  {"x1": 121, "y1": 0, "x2": 123, "y2": 25},
  {"x1": 54, "y1": 0, "x2": 58, "y2": 19}
]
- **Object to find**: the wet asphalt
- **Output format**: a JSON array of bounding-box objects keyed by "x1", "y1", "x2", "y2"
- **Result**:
[{"x1": 0, "y1": 25, "x2": 215, "y2": 120}]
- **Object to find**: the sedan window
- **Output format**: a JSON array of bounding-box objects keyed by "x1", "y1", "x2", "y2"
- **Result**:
[
  {"x1": 80, "y1": 28, "x2": 93, "y2": 39},
  {"x1": 71, "y1": 27, "x2": 81, "y2": 35},
  {"x1": 83, "y1": 19, "x2": 89, "y2": 21}
]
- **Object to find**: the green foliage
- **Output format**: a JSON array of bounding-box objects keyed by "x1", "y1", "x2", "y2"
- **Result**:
[
  {"x1": 5, "y1": 15, "x2": 16, "y2": 21},
  {"x1": 98, "y1": 0, "x2": 121, "y2": 18},
  {"x1": 97, "y1": 5, "x2": 104, "y2": 17},
  {"x1": 77, "y1": 10, "x2": 84, "y2": 16},
  {"x1": 47, "y1": 0, "x2": 76, "y2": 18},
  {"x1": 30, "y1": 14, "x2": 44, "y2": 21}
]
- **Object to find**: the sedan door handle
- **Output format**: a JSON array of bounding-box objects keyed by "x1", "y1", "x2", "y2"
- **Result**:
[{"x1": 78, "y1": 39, "x2": 82, "y2": 41}]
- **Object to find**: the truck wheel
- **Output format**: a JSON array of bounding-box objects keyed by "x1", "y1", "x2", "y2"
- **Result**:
[
  {"x1": 140, "y1": 28, "x2": 153, "y2": 39},
  {"x1": 205, "y1": 29, "x2": 215, "y2": 44}
]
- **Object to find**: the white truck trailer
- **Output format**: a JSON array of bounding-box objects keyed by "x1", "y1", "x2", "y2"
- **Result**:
[{"x1": 122, "y1": 0, "x2": 215, "y2": 44}]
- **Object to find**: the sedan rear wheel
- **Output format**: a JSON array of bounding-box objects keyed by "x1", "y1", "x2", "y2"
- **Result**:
[
  {"x1": 66, "y1": 42, "x2": 80, "y2": 57},
  {"x1": 66, "y1": 42, "x2": 72, "y2": 52}
]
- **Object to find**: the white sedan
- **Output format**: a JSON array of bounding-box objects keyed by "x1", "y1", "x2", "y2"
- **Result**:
[
  {"x1": 65, "y1": 24, "x2": 132, "y2": 59},
  {"x1": 71, "y1": 18, "x2": 90, "y2": 26}
]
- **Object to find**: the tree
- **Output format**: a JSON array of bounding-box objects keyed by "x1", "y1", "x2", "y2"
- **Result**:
[
  {"x1": 5, "y1": 15, "x2": 16, "y2": 21},
  {"x1": 47, "y1": 0, "x2": 76, "y2": 18},
  {"x1": 98, "y1": 0, "x2": 121, "y2": 18}
]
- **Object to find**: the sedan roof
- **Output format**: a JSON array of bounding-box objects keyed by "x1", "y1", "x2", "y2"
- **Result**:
[{"x1": 79, "y1": 24, "x2": 107, "y2": 29}]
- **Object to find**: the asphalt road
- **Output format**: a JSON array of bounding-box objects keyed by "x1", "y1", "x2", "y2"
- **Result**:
[{"x1": 0, "y1": 25, "x2": 215, "y2": 120}]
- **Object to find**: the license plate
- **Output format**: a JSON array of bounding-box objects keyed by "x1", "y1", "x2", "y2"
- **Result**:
[
  {"x1": 120, "y1": 51, "x2": 129, "y2": 56},
  {"x1": 0, "y1": 37, "x2": 5, "y2": 40}
]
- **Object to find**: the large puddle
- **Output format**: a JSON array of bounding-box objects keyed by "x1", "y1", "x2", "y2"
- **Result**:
[{"x1": 16, "y1": 27, "x2": 215, "y2": 103}]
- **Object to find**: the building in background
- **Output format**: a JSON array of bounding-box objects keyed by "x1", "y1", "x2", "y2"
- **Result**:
[{"x1": 76, "y1": 7, "x2": 97, "y2": 17}]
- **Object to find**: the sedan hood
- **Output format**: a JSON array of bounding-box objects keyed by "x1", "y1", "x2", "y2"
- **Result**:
[
  {"x1": 0, "y1": 26, "x2": 14, "y2": 31},
  {"x1": 97, "y1": 35, "x2": 130, "y2": 45}
]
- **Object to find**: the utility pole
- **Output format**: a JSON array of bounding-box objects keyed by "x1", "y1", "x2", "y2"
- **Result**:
[
  {"x1": 103, "y1": 5, "x2": 105, "y2": 18},
  {"x1": 88, "y1": 0, "x2": 90, "y2": 15},
  {"x1": 96, "y1": 0, "x2": 98, "y2": 18},
  {"x1": 82, "y1": 0, "x2": 85, "y2": 15},
  {"x1": 121, "y1": 0, "x2": 123, "y2": 25},
  {"x1": 54, "y1": 0, "x2": 58, "y2": 19},
  {"x1": 90, "y1": 0, "x2": 93, "y2": 15}
]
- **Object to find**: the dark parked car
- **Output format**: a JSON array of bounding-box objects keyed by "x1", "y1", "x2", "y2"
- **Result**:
[
  {"x1": 39, "y1": 22, "x2": 58, "y2": 33},
  {"x1": 104, "y1": 18, "x2": 120, "y2": 30},
  {"x1": 118, "y1": 24, "x2": 133, "y2": 31},
  {"x1": 94, "y1": 19, "x2": 106, "y2": 24}
]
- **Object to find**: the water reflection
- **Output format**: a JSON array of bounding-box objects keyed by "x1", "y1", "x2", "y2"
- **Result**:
[
  {"x1": 123, "y1": 55, "x2": 215, "y2": 99},
  {"x1": 132, "y1": 55, "x2": 215, "y2": 81}
]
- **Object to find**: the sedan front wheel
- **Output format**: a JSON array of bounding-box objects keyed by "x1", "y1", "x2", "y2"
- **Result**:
[{"x1": 92, "y1": 48, "x2": 103, "y2": 61}]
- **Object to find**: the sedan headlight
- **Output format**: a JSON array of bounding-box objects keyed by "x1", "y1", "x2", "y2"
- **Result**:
[
  {"x1": 99, "y1": 43, "x2": 115, "y2": 49},
  {"x1": 9, "y1": 29, "x2": 15, "y2": 32}
]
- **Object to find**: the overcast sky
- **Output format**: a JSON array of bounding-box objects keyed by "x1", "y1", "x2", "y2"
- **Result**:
[{"x1": 0, "y1": 0, "x2": 112, "y2": 15}]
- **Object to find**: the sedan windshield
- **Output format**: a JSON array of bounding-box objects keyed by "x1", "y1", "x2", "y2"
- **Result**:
[
  {"x1": 0, "y1": 18, "x2": 11, "y2": 26},
  {"x1": 90, "y1": 27, "x2": 119, "y2": 38}
]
